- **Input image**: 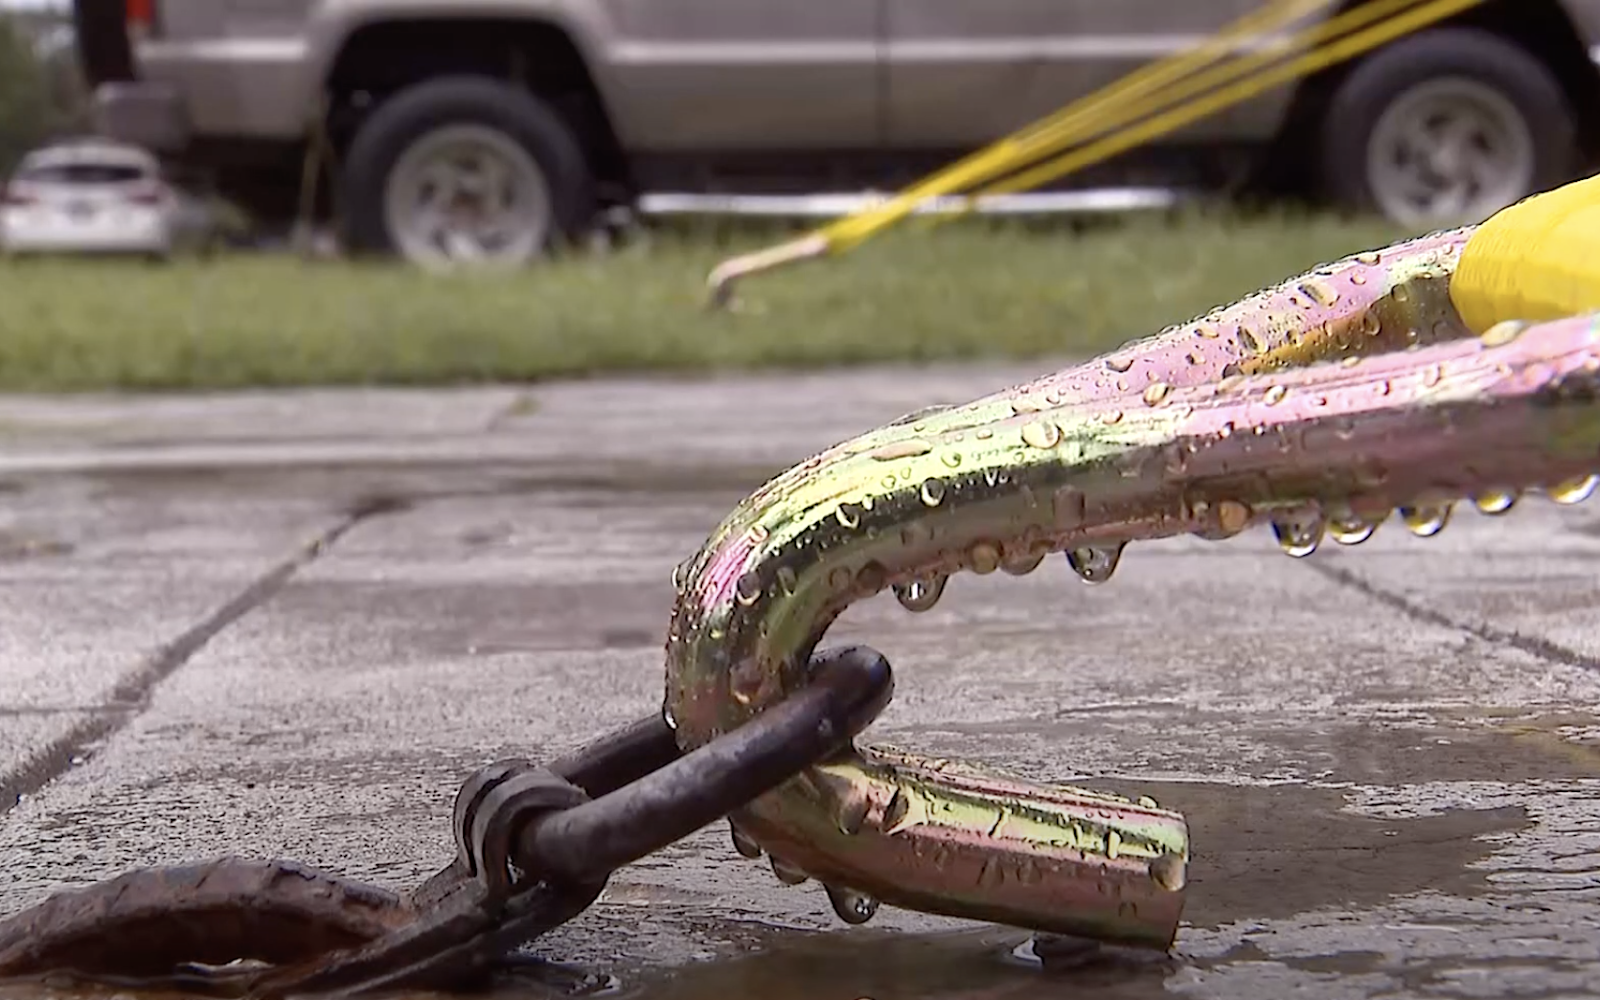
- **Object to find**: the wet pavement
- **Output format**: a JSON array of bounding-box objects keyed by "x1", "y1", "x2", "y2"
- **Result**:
[{"x1": 0, "y1": 362, "x2": 1598, "y2": 1000}]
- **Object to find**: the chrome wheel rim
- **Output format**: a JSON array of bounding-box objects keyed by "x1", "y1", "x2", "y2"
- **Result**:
[
  {"x1": 383, "y1": 124, "x2": 553, "y2": 269},
  {"x1": 1365, "y1": 77, "x2": 1536, "y2": 228}
]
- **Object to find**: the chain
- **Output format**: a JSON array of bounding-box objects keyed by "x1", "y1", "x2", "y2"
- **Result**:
[{"x1": 0, "y1": 646, "x2": 895, "y2": 997}]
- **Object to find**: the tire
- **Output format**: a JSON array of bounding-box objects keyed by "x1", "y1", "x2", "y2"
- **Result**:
[
  {"x1": 339, "y1": 75, "x2": 596, "y2": 268},
  {"x1": 1316, "y1": 27, "x2": 1580, "y2": 228}
]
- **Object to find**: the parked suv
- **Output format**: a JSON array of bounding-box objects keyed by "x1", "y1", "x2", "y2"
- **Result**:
[{"x1": 75, "y1": 0, "x2": 1600, "y2": 267}]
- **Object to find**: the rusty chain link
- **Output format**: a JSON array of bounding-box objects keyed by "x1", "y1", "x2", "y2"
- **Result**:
[{"x1": 0, "y1": 646, "x2": 895, "y2": 997}]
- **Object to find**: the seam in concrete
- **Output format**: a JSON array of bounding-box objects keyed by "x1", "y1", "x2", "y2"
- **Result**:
[
  {"x1": 0, "y1": 499, "x2": 401, "y2": 815},
  {"x1": 1310, "y1": 560, "x2": 1600, "y2": 674}
]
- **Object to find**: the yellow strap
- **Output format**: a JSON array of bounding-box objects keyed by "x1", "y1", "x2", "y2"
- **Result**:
[
  {"x1": 1451, "y1": 172, "x2": 1600, "y2": 334},
  {"x1": 961, "y1": 0, "x2": 1474, "y2": 206},
  {"x1": 825, "y1": 0, "x2": 1330, "y2": 250},
  {"x1": 708, "y1": 0, "x2": 1486, "y2": 304}
]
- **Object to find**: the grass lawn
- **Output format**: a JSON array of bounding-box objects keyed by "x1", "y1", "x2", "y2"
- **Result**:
[{"x1": 0, "y1": 208, "x2": 1414, "y2": 392}]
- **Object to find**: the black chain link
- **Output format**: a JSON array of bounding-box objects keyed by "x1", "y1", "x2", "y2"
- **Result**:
[{"x1": 0, "y1": 645, "x2": 895, "y2": 997}]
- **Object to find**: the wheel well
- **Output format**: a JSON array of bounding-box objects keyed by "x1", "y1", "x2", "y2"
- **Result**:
[
  {"x1": 1260, "y1": 0, "x2": 1600, "y2": 193},
  {"x1": 323, "y1": 19, "x2": 629, "y2": 194}
]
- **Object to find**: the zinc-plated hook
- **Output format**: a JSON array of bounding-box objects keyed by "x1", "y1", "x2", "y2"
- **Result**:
[{"x1": 664, "y1": 223, "x2": 1600, "y2": 948}]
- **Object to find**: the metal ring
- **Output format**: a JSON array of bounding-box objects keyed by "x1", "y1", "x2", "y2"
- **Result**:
[
  {"x1": 514, "y1": 645, "x2": 894, "y2": 887},
  {"x1": 465, "y1": 770, "x2": 588, "y2": 904},
  {"x1": 450, "y1": 759, "x2": 535, "y2": 878}
]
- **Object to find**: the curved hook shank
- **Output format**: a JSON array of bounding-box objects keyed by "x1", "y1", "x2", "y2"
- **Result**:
[{"x1": 662, "y1": 226, "x2": 1600, "y2": 946}]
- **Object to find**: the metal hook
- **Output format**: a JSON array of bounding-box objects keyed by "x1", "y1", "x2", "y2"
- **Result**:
[{"x1": 665, "y1": 225, "x2": 1600, "y2": 948}]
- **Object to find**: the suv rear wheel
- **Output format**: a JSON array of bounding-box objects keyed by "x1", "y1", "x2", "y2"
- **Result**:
[
  {"x1": 1316, "y1": 27, "x2": 1580, "y2": 228},
  {"x1": 340, "y1": 75, "x2": 596, "y2": 268}
]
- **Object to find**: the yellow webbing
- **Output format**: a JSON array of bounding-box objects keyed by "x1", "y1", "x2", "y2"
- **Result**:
[
  {"x1": 1451, "y1": 172, "x2": 1600, "y2": 334},
  {"x1": 707, "y1": 0, "x2": 1491, "y2": 302}
]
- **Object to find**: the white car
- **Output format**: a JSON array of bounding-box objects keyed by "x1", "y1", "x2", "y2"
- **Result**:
[{"x1": 1, "y1": 140, "x2": 179, "y2": 259}]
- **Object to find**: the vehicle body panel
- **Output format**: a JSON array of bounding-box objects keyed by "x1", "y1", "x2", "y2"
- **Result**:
[
  {"x1": 590, "y1": 0, "x2": 881, "y2": 149},
  {"x1": 882, "y1": 0, "x2": 1290, "y2": 147}
]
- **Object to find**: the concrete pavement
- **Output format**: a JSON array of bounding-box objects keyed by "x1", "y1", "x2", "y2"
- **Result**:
[{"x1": 1, "y1": 362, "x2": 1598, "y2": 1000}]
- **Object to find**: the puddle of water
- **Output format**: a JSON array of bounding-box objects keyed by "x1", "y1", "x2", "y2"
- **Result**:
[{"x1": 2, "y1": 717, "x2": 1592, "y2": 1000}]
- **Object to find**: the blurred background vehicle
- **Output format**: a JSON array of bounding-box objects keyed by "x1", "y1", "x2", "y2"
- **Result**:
[
  {"x1": 72, "y1": 0, "x2": 1600, "y2": 268},
  {"x1": 0, "y1": 135, "x2": 186, "y2": 257}
]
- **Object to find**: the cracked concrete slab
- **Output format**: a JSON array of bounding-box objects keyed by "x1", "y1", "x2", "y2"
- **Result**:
[
  {"x1": 0, "y1": 475, "x2": 357, "y2": 799},
  {"x1": 1, "y1": 368, "x2": 1599, "y2": 1000}
]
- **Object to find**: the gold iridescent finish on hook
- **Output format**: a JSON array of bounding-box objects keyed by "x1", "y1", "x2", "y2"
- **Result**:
[{"x1": 662, "y1": 216, "x2": 1600, "y2": 948}]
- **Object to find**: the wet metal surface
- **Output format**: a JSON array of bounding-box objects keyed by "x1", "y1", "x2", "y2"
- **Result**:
[{"x1": 0, "y1": 371, "x2": 1598, "y2": 999}]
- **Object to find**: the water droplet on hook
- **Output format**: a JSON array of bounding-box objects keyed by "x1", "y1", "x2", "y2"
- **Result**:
[
  {"x1": 1136, "y1": 795, "x2": 1160, "y2": 809},
  {"x1": 1066, "y1": 543, "x2": 1124, "y2": 583},
  {"x1": 1105, "y1": 356, "x2": 1134, "y2": 373},
  {"x1": 1392, "y1": 284, "x2": 1411, "y2": 303},
  {"x1": 1237, "y1": 326, "x2": 1264, "y2": 355},
  {"x1": 941, "y1": 451, "x2": 962, "y2": 469},
  {"x1": 1021, "y1": 420, "x2": 1062, "y2": 449},
  {"x1": 1350, "y1": 272, "x2": 1367, "y2": 286},
  {"x1": 825, "y1": 884, "x2": 880, "y2": 925},
  {"x1": 1356, "y1": 251, "x2": 1381, "y2": 265},
  {"x1": 1196, "y1": 324, "x2": 1221, "y2": 339},
  {"x1": 1549, "y1": 474, "x2": 1599, "y2": 505},
  {"x1": 770, "y1": 856, "x2": 809, "y2": 886},
  {"x1": 734, "y1": 571, "x2": 763, "y2": 606},
  {"x1": 730, "y1": 821, "x2": 763, "y2": 859},
  {"x1": 872, "y1": 439, "x2": 933, "y2": 461},
  {"x1": 1298, "y1": 280, "x2": 1338, "y2": 307},
  {"x1": 894, "y1": 574, "x2": 948, "y2": 613},
  {"x1": 835, "y1": 503, "x2": 863, "y2": 529},
  {"x1": 1263, "y1": 384, "x2": 1288, "y2": 406},
  {"x1": 1273, "y1": 511, "x2": 1325, "y2": 557},
  {"x1": 730, "y1": 658, "x2": 765, "y2": 705},
  {"x1": 1360, "y1": 312, "x2": 1381, "y2": 337},
  {"x1": 1100, "y1": 410, "x2": 1124, "y2": 426},
  {"x1": 968, "y1": 542, "x2": 1001, "y2": 575},
  {"x1": 855, "y1": 561, "x2": 887, "y2": 594},
  {"x1": 1328, "y1": 514, "x2": 1380, "y2": 545},
  {"x1": 1400, "y1": 503, "x2": 1453, "y2": 537},
  {"x1": 1149, "y1": 853, "x2": 1187, "y2": 892},
  {"x1": 1215, "y1": 500, "x2": 1252, "y2": 537},
  {"x1": 1473, "y1": 489, "x2": 1518, "y2": 515},
  {"x1": 1143, "y1": 382, "x2": 1172, "y2": 407},
  {"x1": 1001, "y1": 549, "x2": 1046, "y2": 576},
  {"x1": 920, "y1": 479, "x2": 947, "y2": 506}
]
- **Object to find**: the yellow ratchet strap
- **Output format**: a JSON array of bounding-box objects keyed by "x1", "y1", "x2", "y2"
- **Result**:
[
  {"x1": 706, "y1": 0, "x2": 1487, "y2": 305},
  {"x1": 953, "y1": 0, "x2": 1483, "y2": 209},
  {"x1": 1451, "y1": 171, "x2": 1600, "y2": 335}
]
